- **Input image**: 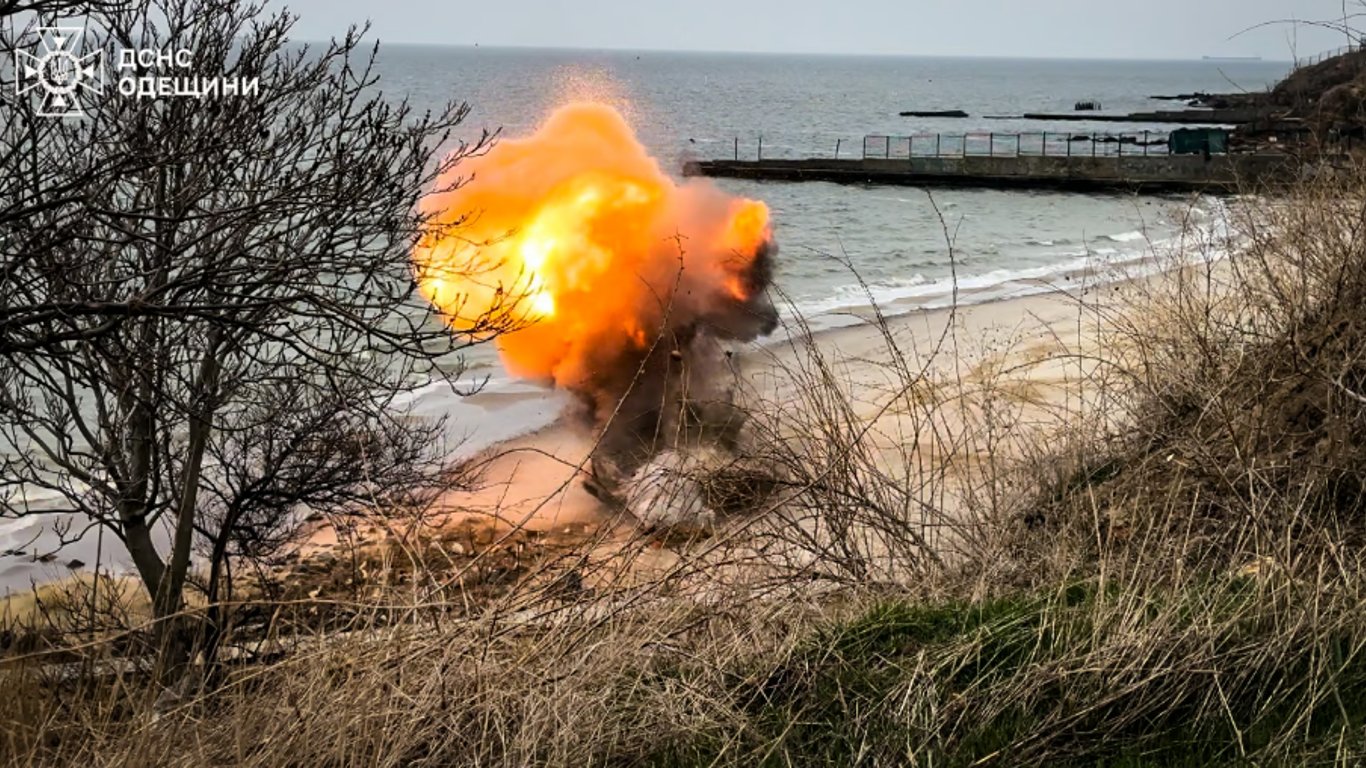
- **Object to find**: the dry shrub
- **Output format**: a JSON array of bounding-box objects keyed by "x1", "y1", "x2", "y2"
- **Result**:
[
  {"x1": 0, "y1": 592, "x2": 832, "y2": 767},
  {"x1": 1017, "y1": 164, "x2": 1366, "y2": 577}
]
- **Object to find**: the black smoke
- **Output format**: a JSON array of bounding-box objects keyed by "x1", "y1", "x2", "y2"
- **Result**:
[{"x1": 581, "y1": 240, "x2": 779, "y2": 500}]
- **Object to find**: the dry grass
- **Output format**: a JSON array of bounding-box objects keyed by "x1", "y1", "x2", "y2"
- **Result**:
[
  {"x1": 4, "y1": 168, "x2": 1366, "y2": 766},
  {"x1": 1017, "y1": 168, "x2": 1366, "y2": 578}
]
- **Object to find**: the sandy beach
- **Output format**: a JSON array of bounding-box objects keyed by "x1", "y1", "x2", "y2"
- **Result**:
[{"x1": 437, "y1": 274, "x2": 1120, "y2": 532}]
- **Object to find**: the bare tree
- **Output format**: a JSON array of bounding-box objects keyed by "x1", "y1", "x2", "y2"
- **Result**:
[
  {"x1": 0, "y1": 1, "x2": 126, "y2": 18},
  {"x1": 0, "y1": 0, "x2": 500, "y2": 664}
]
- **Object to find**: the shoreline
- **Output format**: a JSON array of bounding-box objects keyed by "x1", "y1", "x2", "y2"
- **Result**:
[
  {"x1": 0, "y1": 258, "x2": 1155, "y2": 599},
  {"x1": 430, "y1": 272, "x2": 1124, "y2": 535}
]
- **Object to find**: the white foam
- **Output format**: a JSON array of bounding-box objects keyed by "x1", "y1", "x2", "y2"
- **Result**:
[
  {"x1": 788, "y1": 250, "x2": 1116, "y2": 319},
  {"x1": 1102, "y1": 230, "x2": 1148, "y2": 243}
]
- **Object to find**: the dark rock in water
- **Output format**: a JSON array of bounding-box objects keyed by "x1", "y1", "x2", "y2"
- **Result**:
[
  {"x1": 1150, "y1": 92, "x2": 1212, "y2": 101},
  {"x1": 899, "y1": 110, "x2": 969, "y2": 118},
  {"x1": 1069, "y1": 134, "x2": 1091, "y2": 142}
]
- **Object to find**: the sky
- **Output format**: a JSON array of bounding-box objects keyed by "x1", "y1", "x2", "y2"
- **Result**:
[{"x1": 274, "y1": 0, "x2": 1355, "y2": 60}]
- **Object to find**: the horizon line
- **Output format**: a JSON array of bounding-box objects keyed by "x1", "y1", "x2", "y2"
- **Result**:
[{"x1": 297, "y1": 38, "x2": 1293, "y2": 64}]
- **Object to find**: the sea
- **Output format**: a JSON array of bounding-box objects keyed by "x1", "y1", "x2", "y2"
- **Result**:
[
  {"x1": 381, "y1": 47, "x2": 1290, "y2": 456},
  {"x1": 0, "y1": 48, "x2": 1291, "y2": 589}
]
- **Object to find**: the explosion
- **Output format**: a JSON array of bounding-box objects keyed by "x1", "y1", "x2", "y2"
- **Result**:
[{"x1": 414, "y1": 103, "x2": 778, "y2": 514}]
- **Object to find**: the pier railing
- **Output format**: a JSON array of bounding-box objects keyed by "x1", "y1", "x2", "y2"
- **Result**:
[{"x1": 862, "y1": 131, "x2": 1176, "y2": 160}]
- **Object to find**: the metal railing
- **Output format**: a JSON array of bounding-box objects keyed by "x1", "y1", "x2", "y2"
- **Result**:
[
  {"x1": 1294, "y1": 43, "x2": 1362, "y2": 69},
  {"x1": 861, "y1": 132, "x2": 1175, "y2": 160},
  {"x1": 709, "y1": 126, "x2": 1337, "y2": 164}
]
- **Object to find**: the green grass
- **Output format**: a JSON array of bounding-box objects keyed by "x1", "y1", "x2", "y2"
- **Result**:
[{"x1": 646, "y1": 577, "x2": 1366, "y2": 767}]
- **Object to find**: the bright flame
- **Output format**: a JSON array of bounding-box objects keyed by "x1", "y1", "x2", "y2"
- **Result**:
[{"x1": 413, "y1": 103, "x2": 772, "y2": 391}]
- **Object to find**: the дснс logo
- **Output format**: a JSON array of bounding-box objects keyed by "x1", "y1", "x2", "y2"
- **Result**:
[{"x1": 16, "y1": 27, "x2": 104, "y2": 118}]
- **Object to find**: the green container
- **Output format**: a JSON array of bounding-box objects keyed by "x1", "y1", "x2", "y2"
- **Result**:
[{"x1": 1170, "y1": 128, "x2": 1230, "y2": 155}]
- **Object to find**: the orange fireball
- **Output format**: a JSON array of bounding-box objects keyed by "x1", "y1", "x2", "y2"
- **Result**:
[{"x1": 413, "y1": 103, "x2": 771, "y2": 392}]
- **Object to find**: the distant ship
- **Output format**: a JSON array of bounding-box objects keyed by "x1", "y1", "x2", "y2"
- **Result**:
[{"x1": 1202, "y1": 55, "x2": 1263, "y2": 61}]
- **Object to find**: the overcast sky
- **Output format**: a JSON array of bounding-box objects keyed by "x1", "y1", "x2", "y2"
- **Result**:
[{"x1": 274, "y1": 0, "x2": 1353, "y2": 60}]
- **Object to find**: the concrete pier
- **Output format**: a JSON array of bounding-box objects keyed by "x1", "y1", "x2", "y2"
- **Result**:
[
  {"x1": 684, "y1": 153, "x2": 1295, "y2": 193},
  {"x1": 1006, "y1": 109, "x2": 1265, "y2": 124}
]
